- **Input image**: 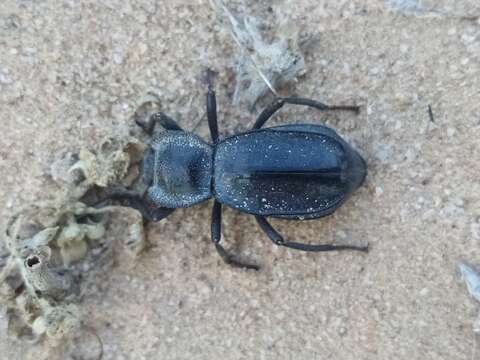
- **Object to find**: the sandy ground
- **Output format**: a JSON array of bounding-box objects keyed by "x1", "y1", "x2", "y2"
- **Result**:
[{"x1": 1, "y1": 0, "x2": 480, "y2": 359}]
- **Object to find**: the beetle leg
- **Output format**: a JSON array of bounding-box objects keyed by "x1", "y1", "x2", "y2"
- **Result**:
[
  {"x1": 253, "y1": 98, "x2": 285, "y2": 130},
  {"x1": 211, "y1": 201, "x2": 259, "y2": 270},
  {"x1": 253, "y1": 97, "x2": 360, "y2": 130},
  {"x1": 206, "y1": 69, "x2": 219, "y2": 143},
  {"x1": 135, "y1": 112, "x2": 183, "y2": 135},
  {"x1": 255, "y1": 216, "x2": 369, "y2": 253},
  {"x1": 95, "y1": 189, "x2": 175, "y2": 222}
]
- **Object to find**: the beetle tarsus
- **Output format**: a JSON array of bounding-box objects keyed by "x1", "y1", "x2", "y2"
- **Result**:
[
  {"x1": 282, "y1": 241, "x2": 369, "y2": 253},
  {"x1": 428, "y1": 105, "x2": 435, "y2": 122},
  {"x1": 135, "y1": 111, "x2": 182, "y2": 135},
  {"x1": 327, "y1": 104, "x2": 360, "y2": 114},
  {"x1": 205, "y1": 68, "x2": 217, "y2": 91},
  {"x1": 255, "y1": 216, "x2": 367, "y2": 253},
  {"x1": 214, "y1": 244, "x2": 260, "y2": 271}
]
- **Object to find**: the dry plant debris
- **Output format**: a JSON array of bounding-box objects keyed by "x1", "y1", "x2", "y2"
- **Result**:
[
  {"x1": 211, "y1": 0, "x2": 310, "y2": 107},
  {"x1": 0, "y1": 136, "x2": 147, "y2": 348}
]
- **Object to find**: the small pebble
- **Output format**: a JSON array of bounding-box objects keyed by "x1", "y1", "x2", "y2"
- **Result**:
[{"x1": 458, "y1": 263, "x2": 480, "y2": 303}]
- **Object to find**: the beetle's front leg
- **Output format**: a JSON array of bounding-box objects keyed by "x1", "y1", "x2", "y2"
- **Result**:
[
  {"x1": 255, "y1": 216, "x2": 369, "y2": 253},
  {"x1": 206, "y1": 69, "x2": 219, "y2": 143},
  {"x1": 95, "y1": 188, "x2": 175, "y2": 222},
  {"x1": 211, "y1": 201, "x2": 259, "y2": 270}
]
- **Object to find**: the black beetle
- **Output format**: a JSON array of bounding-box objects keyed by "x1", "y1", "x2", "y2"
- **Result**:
[{"x1": 107, "y1": 76, "x2": 368, "y2": 269}]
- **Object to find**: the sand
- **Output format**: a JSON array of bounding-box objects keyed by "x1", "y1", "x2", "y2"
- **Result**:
[{"x1": 1, "y1": 0, "x2": 480, "y2": 359}]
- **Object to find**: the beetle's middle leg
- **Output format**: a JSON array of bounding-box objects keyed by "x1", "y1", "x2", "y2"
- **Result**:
[
  {"x1": 255, "y1": 216, "x2": 369, "y2": 253},
  {"x1": 135, "y1": 112, "x2": 183, "y2": 135},
  {"x1": 253, "y1": 97, "x2": 360, "y2": 129},
  {"x1": 211, "y1": 201, "x2": 259, "y2": 270}
]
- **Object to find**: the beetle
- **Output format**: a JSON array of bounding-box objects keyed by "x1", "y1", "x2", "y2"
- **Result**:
[{"x1": 106, "y1": 76, "x2": 368, "y2": 269}]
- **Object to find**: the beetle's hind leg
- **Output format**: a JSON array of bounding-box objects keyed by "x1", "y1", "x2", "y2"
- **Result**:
[
  {"x1": 255, "y1": 216, "x2": 369, "y2": 253},
  {"x1": 211, "y1": 201, "x2": 259, "y2": 270},
  {"x1": 135, "y1": 112, "x2": 183, "y2": 135},
  {"x1": 253, "y1": 97, "x2": 360, "y2": 130},
  {"x1": 95, "y1": 188, "x2": 175, "y2": 222}
]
